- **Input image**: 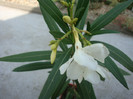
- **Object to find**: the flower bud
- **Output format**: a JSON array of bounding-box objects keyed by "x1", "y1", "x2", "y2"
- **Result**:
[
  {"x1": 63, "y1": 16, "x2": 72, "y2": 24},
  {"x1": 49, "y1": 40, "x2": 56, "y2": 45},
  {"x1": 51, "y1": 44, "x2": 57, "y2": 50},
  {"x1": 60, "y1": 1, "x2": 69, "y2": 7},
  {"x1": 72, "y1": 0, "x2": 75, "y2": 4},
  {"x1": 72, "y1": 18, "x2": 78, "y2": 24},
  {"x1": 50, "y1": 49, "x2": 57, "y2": 64}
]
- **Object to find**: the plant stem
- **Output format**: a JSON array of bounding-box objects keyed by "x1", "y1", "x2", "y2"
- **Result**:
[{"x1": 60, "y1": 31, "x2": 71, "y2": 40}]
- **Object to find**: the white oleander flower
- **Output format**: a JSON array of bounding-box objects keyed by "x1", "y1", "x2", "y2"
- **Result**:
[{"x1": 59, "y1": 40, "x2": 110, "y2": 84}]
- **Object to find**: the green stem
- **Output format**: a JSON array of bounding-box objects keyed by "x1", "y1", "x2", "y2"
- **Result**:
[
  {"x1": 60, "y1": 31, "x2": 71, "y2": 40},
  {"x1": 78, "y1": 31, "x2": 91, "y2": 47},
  {"x1": 70, "y1": 3, "x2": 74, "y2": 19}
]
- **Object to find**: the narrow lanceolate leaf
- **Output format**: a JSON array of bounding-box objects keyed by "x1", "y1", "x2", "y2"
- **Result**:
[
  {"x1": 40, "y1": 6, "x2": 60, "y2": 31},
  {"x1": 76, "y1": 80, "x2": 96, "y2": 99},
  {"x1": 90, "y1": 0, "x2": 133, "y2": 32},
  {"x1": 119, "y1": 68, "x2": 130, "y2": 76},
  {"x1": 39, "y1": 48, "x2": 72, "y2": 99},
  {"x1": 50, "y1": 31, "x2": 72, "y2": 44},
  {"x1": 0, "y1": 51, "x2": 62, "y2": 62},
  {"x1": 59, "y1": 41, "x2": 68, "y2": 51},
  {"x1": 38, "y1": 0, "x2": 69, "y2": 32},
  {"x1": 58, "y1": 80, "x2": 70, "y2": 96},
  {"x1": 74, "y1": 0, "x2": 89, "y2": 26},
  {"x1": 98, "y1": 61, "x2": 130, "y2": 76},
  {"x1": 40, "y1": 6, "x2": 68, "y2": 51},
  {"x1": 91, "y1": 41, "x2": 133, "y2": 72},
  {"x1": 13, "y1": 62, "x2": 53, "y2": 72},
  {"x1": 105, "y1": 57, "x2": 128, "y2": 89},
  {"x1": 52, "y1": 80, "x2": 70, "y2": 98},
  {"x1": 91, "y1": 30, "x2": 120, "y2": 35},
  {"x1": 76, "y1": 0, "x2": 89, "y2": 29},
  {"x1": 65, "y1": 91, "x2": 73, "y2": 99}
]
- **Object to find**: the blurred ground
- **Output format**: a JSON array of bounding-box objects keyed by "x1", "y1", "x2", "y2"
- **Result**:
[{"x1": 0, "y1": 5, "x2": 133, "y2": 99}]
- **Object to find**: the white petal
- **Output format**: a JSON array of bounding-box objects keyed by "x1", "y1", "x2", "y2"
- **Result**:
[
  {"x1": 83, "y1": 43, "x2": 109, "y2": 63},
  {"x1": 78, "y1": 75, "x2": 83, "y2": 83},
  {"x1": 84, "y1": 69, "x2": 100, "y2": 84},
  {"x1": 67, "y1": 61, "x2": 84, "y2": 80},
  {"x1": 98, "y1": 66, "x2": 110, "y2": 79},
  {"x1": 73, "y1": 49, "x2": 97, "y2": 71},
  {"x1": 59, "y1": 58, "x2": 73, "y2": 74},
  {"x1": 96, "y1": 66, "x2": 106, "y2": 78}
]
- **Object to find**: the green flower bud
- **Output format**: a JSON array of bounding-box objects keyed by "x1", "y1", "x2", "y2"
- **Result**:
[
  {"x1": 51, "y1": 44, "x2": 57, "y2": 50},
  {"x1": 72, "y1": 0, "x2": 75, "y2": 4},
  {"x1": 60, "y1": 1, "x2": 69, "y2": 7},
  {"x1": 63, "y1": 16, "x2": 72, "y2": 24},
  {"x1": 49, "y1": 40, "x2": 56, "y2": 45},
  {"x1": 72, "y1": 18, "x2": 78, "y2": 24},
  {"x1": 50, "y1": 49, "x2": 57, "y2": 64}
]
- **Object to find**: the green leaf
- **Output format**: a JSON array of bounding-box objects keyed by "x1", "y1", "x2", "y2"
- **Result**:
[
  {"x1": 13, "y1": 62, "x2": 53, "y2": 72},
  {"x1": 92, "y1": 41, "x2": 133, "y2": 72},
  {"x1": 90, "y1": 14, "x2": 103, "y2": 28},
  {"x1": 90, "y1": 0, "x2": 133, "y2": 32},
  {"x1": 65, "y1": 91, "x2": 73, "y2": 99},
  {"x1": 98, "y1": 61, "x2": 130, "y2": 76},
  {"x1": 40, "y1": 6, "x2": 60, "y2": 31},
  {"x1": 0, "y1": 51, "x2": 62, "y2": 62},
  {"x1": 50, "y1": 31, "x2": 72, "y2": 44},
  {"x1": 39, "y1": 48, "x2": 72, "y2": 99},
  {"x1": 76, "y1": 80, "x2": 96, "y2": 99},
  {"x1": 75, "y1": 0, "x2": 89, "y2": 29},
  {"x1": 59, "y1": 41, "x2": 68, "y2": 51},
  {"x1": 105, "y1": 57, "x2": 128, "y2": 89},
  {"x1": 39, "y1": 6, "x2": 68, "y2": 51},
  {"x1": 52, "y1": 80, "x2": 70, "y2": 98},
  {"x1": 119, "y1": 68, "x2": 130, "y2": 76},
  {"x1": 87, "y1": 21, "x2": 91, "y2": 31},
  {"x1": 38, "y1": 0, "x2": 69, "y2": 32},
  {"x1": 91, "y1": 30, "x2": 120, "y2": 35}
]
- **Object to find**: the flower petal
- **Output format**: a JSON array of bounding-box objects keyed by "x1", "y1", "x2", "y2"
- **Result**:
[
  {"x1": 74, "y1": 49, "x2": 98, "y2": 71},
  {"x1": 97, "y1": 66, "x2": 110, "y2": 79},
  {"x1": 78, "y1": 75, "x2": 83, "y2": 83},
  {"x1": 59, "y1": 58, "x2": 73, "y2": 75},
  {"x1": 83, "y1": 43, "x2": 109, "y2": 63},
  {"x1": 67, "y1": 61, "x2": 84, "y2": 80},
  {"x1": 84, "y1": 69, "x2": 100, "y2": 84},
  {"x1": 96, "y1": 66, "x2": 106, "y2": 78}
]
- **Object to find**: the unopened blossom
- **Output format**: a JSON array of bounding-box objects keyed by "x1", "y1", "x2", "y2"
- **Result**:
[{"x1": 59, "y1": 40, "x2": 110, "y2": 84}]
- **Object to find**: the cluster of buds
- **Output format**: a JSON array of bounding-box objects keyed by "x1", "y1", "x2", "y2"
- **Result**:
[
  {"x1": 49, "y1": 40, "x2": 59, "y2": 64},
  {"x1": 60, "y1": 0, "x2": 75, "y2": 7}
]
